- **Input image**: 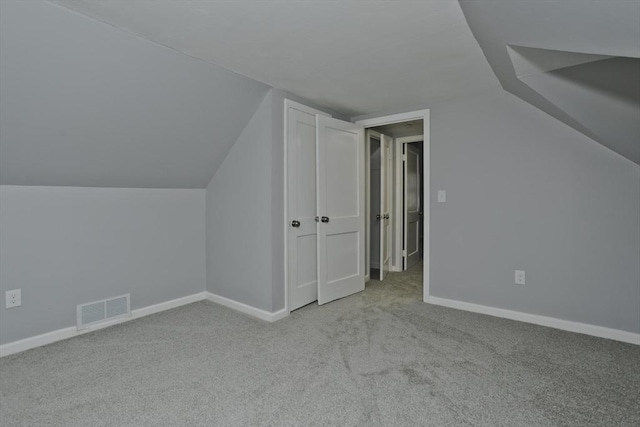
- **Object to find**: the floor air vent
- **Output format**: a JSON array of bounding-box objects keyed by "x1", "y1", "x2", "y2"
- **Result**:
[{"x1": 77, "y1": 294, "x2": 131, "y2": 330}]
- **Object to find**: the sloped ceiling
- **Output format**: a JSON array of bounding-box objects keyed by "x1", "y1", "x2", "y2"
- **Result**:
[
  {"x1": 459, "y1": 0, "x2": 640, "y2": 164},
  {"x1": 49, "y1": 0, "x2": 499, "y2": 117},
  {"x1": 0, "y1": 0, "x2": 270, "y2": 188}
]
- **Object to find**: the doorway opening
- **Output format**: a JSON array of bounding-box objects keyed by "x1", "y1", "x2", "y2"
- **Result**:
[{"x1": 357, "y1": 111, "x2": 430, "y2": 303}]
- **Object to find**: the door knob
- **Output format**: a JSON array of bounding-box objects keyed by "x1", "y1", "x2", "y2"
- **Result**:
[
  {"x1": 321, "y1": 216, "x2": 330, "y2": 223},
  {"x1": 291, "y1": 220, "x2": 301, "y2": 228},
  {"x1": 384, "y1": 214, "x2": 390, "y2": 219},
  {"x1": 376, "y1": 214, "x2": 382, "y2": 221}
]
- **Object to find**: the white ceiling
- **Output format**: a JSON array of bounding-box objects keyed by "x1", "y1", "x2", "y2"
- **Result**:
[{"x1": 51, "y1": 0, "x2": 500, "y2": 117}]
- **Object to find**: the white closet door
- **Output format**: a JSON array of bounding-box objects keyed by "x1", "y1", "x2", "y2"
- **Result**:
[
  {"x1": 380, "y1": 134, "x2": 393, "y2": 278},
  {"x1": 404, "y1": 144, "x2": 421, "y2": 270},
  {"x1": 287, "y1": 106, "x2": 321, "y2": 311},
  {"x1": 316, "y1": 115, "x2": 365, "y2": 305}
]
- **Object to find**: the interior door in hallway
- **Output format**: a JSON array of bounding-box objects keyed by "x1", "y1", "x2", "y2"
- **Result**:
[
  {"x1": 316, "y1": 115, "x2": 365, "y2": 305},
  {"x1": 404, "y1": 143, "x2": 421, "y2": 270},
  {"x1": 287, "y1": 105, "x2": 324, "y2": 311},
  {"x1": 380, "y1": 134, "x2": 393, "y2": 279}
]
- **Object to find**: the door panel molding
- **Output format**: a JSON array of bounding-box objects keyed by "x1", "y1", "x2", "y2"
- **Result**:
[{"x1": 316, "y1": 115, "x2": 365, "y2": 305}]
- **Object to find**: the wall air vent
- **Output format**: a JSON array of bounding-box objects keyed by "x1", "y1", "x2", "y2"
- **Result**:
[{"x1": 77, "y1": 294, "x2": 131, "y2": 330}]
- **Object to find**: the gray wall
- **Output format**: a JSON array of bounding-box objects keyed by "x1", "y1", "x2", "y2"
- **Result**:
[
  {"x1": 0, "y1": 186, "x2": 206, "y2": 344},
  {"x1": 206, "y1": 91, "x2": 275, "y2": 311},
  {"x1": 430, "y1": 90, "x2": 640, "y2": 333},
  {"x1": 269, "y1": 90, "x2": 286, "y2": 312}
]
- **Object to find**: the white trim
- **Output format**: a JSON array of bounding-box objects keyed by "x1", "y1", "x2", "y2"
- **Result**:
[
  {"x1": 395, "y1": 139, "x2": 404, "y2": 270},
  {"x1": 368, "y1": 130, "x2": 382, "y2": 139},
  {"x1": 205, "y1": 292, "x2": 289, "y2": 322},
  {"x1": 395, "y1": 135, "x2": 424, "y2": 144},
  {"x1": 394, "y1": 135, "x2": 425, "y2": 273},
  {"x1": 283, "y1": 99, "x2": 331, "y2": 316},
  {"x1": 356, "y1": 110, "x2": 430, "y2": 300},
  {"x1": 284, "y1": 99, "x2": 329, "y2": 118},
  {"x1": 426, "y1": 296, "x2": 640, "y2": 345},
  {"x1": 133, "y1": 292, "x2": 205, "y2": 318},
  {"x1": 365, "y1": 129, "x2": 383, "y2": 280},
  {"x1": 357, "y1": 110, "x2": 430, "y2": 128},
  {"x1": 0, "y1": 292, "x2": 207, "y2": 357},
  {"x1": 365, "y1": 131, "x2": 370, "y2": 280}
]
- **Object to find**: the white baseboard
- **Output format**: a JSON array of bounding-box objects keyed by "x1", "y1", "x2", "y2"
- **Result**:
[
  {"x1": 0, "y1": 292, "x2": 207, "y2": 357},
  {"x1": 425, "y1": 295, "x2": 640, "y2": 345},
  {"x1": 1, "y1": 291, "x2": 290, "y2": 357},
  {"x1": 133, "y1": 292, "x2": 206, "y2": 318},
  {"x1": 0, "y1": 326, "x2": 79, "y2": 358},
  {"x1": 270, "y1": 308, "x2": 290, "y2": 322},
  {"x1": 205, "y1": 292, "x2": 289, "y2": 322}
]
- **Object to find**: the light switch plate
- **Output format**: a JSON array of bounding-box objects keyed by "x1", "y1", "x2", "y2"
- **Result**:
[{"x1": 437, "y1": 190, "x2": 446, "y2": 203}]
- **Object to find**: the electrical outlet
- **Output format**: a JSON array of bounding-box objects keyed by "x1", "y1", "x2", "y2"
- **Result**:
[
  {"x1": 515, "y1": 270, "x2": 525, "y2": 285},
  {"x1": 5, "y1": 289, "x2": 21, "y2": 308}
]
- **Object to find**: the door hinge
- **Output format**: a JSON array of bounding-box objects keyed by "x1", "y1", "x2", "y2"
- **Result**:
[
  {"x1": 403, "y1": 250, "x2": 407, "y2": 256},
  {"x1": 402, "y1": 154, "x2": 407, "y2": 161}
]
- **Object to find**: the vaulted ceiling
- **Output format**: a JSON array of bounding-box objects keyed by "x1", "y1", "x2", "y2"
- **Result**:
[
  {"x1": 1, "y1": 0, "x2": 500, "y2": 188},
  {"x1": 1, "y1": 1, "x2": 637, "y2": 189},
  {"x1": 50, "y1": 0, "x2": 500, "y2": 117},
  {"x1": 0, "y1": 0, "x2": 270, "y2": 188}
]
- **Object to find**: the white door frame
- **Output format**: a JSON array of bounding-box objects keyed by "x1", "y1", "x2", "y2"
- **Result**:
[
  {"x1": 356, "y1": 110, "x2": 430, "y2": 302},
  {"x1": 364, "y1": 129, "x2": 382, "y2": 283},
  {"x1": 396, "y1": 135, "x2": 424, "y2": 272},
  {"x1": 381, "y1": 133, "x2": 394, "y2": 279},
  {"x1": 283, "y1": 99, "x2": 331, "y2": 315}
]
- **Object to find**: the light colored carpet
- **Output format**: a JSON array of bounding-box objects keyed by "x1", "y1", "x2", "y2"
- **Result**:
[{"x1": 1, "y1": 264, "x2": 639, "y2": 426}]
